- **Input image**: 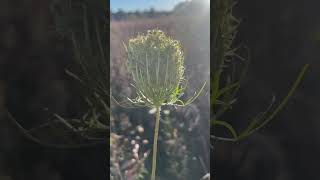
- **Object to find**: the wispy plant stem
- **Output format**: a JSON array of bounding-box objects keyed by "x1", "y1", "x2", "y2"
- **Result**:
[{"x1": 151, "y1": 106, "x2": 161, "y2": 180}]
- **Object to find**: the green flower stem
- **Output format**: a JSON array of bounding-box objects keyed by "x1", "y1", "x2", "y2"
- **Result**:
[{"x1": 151, "y1": 106, "x2": 161, "y2": 180}]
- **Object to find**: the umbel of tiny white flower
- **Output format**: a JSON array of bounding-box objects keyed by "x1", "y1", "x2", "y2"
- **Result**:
[
  {"x1": 113, "y1": 29, "x2": 206, "y2": 180},
  {"x1": 123, "y1": 29, "x2": 205, "y2": 108}
]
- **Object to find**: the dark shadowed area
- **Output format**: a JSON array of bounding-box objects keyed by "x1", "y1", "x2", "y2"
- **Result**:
[
  {"x1": 213, "y1": 0, "x2": 320, "y2": 180},
  {"x1": 0, "y1": 0, "x2": 107, "y2": 179}
]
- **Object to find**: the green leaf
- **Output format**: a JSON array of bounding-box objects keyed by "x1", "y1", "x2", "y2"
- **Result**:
[{"x1": 212, "y1": 119, "x2": 238, "y2": 139}]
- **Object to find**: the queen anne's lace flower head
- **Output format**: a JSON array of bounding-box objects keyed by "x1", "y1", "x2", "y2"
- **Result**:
[{"x1": 124, "y1": 29, "x2": 205, "y2": 108}]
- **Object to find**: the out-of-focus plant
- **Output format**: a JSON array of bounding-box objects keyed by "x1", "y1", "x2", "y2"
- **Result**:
[
  {"x1": 110, "y1": 135, "x2": 148, "y2": 180},
  {"x1": 5, "y1": 0, "x2": 110, "y2": 149},
  {"x1": 50, "y1": 0, "x2": 109, "y2": 137},
  {"x1": 160, "y1": 106, "x2": 206, "y2": 180},
  {"x1": 110, "y1": 129, "x2": 148, "y2": 180},
  {"x1": 211, "y1": 0, "x2": 309, "y2": 141},
  {"x1": 113, "y1": 29, "x2": 206, "y2": 180}
]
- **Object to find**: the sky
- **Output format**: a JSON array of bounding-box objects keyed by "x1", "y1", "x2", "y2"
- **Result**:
[{"x1": 110, "y1": 0, "x2": 188, "y2": 12}]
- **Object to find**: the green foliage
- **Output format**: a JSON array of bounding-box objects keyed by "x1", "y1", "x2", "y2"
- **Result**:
[
  {"x1": 212, "y1": 0, "x2": 246, "y2": 119},
  {"x1": 51, "y1": 0, "x2": 109, "y2": 137},
  {"x1": 5, "y1": 0, "x2": 111, "y2": 149},
  {"x1": 211, "y1": 0, "x2": 309, "y2": 142}
]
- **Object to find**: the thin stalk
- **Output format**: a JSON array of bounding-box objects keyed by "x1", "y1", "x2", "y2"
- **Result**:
[{"x1": 151, "y1": 106, "x2": 161, "y2": 180}]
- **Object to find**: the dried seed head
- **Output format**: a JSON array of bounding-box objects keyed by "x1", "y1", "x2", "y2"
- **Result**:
[
  {"x1": 137, "y1": 125, "x2": 144, "y2": 133},
  {"x1": 131, "y1": 140, "x2": 136, "y2": 145},
  {"x1": 126, "y1": 29, "x2": 185, "y2": 107},
  {"x1": 134, "y1": 144, "x2": 140, "y2": 150},
  {"x1": 142, "y1": 139, "x2": 149, "y2": 144}
]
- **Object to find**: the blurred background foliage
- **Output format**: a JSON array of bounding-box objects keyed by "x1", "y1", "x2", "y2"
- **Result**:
[
  {"x1": 211, "y1": 0, "x2": 308, "y2": 142},
  {"x1": 212, "y1": 0, "x2": 320, "y2": 180},
  {"x1": 0, "y1": 0, "x2": 108, "y2": 179},
  {"x1": 211, "y1": 3, "x2": 308, "y2": 180}
]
